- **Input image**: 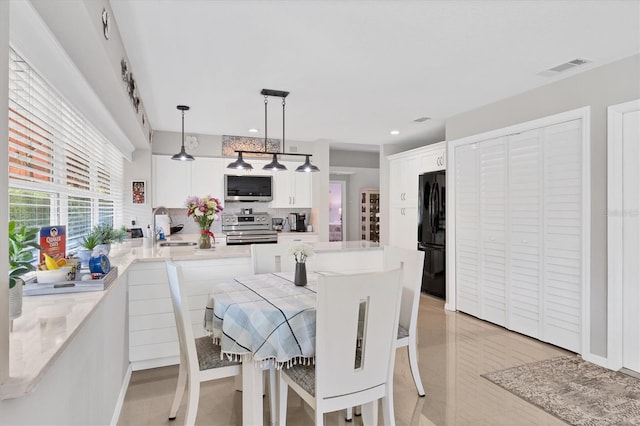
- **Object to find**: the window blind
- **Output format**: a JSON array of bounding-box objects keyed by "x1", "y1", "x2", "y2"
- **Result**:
[{"x1": 8, "y1": 48, "x2": 124, "y2": 251}]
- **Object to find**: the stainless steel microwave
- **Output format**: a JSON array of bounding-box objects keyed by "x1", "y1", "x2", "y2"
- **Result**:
[{"x1": 224, "y1": 175, "x2": 273, "y2": 202}]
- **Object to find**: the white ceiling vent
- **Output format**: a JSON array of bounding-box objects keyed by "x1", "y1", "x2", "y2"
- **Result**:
[
  {"x1": 413, "y1": 116, "x2": 431, "y2": 123},
  {"x1": 538, "y1": 58, "x2": 591, "y2": 76}
]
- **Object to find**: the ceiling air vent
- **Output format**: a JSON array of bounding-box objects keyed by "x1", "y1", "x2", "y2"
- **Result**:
[
  {"x1": 538, "y1": 58, "x2": 591, "y2": 77},
  {"x1": 413, "y1": 116, "x2": 431, "y2": 123}
]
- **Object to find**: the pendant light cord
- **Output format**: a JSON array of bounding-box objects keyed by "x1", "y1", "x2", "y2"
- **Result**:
[
  {"x1": 264, "y1": 95, "x2": 268, "y2": 153},
  {"x1": 181, "y1": 109, "x2": 185, "y2": 148},
  {"x1": 282, "y1": 97, "x2": 286, "y2": 153}
]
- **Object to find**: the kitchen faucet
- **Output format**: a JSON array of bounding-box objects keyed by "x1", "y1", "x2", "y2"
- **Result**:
[{"x1": 151, "y1": 206, "x2": 170, "y2": 240}]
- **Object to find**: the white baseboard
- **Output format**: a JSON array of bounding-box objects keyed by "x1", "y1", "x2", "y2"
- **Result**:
[
  {"x1": 582, "y1": 353, "x2": 609, "y2": 369},
  {"x1": 444, "y1": 302, "x2": 455, "y2": 312},
  {"x1": 110, "y1": 364, "x2": 133, "y2": 426}
]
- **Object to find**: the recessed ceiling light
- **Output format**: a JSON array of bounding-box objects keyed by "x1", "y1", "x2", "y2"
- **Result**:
[
  {"x1": 248, "y1": 128, "x2": 259, "y2": 133},
  {"x1": 390, "y1": 130, "x2": 400, "y2": 135}
]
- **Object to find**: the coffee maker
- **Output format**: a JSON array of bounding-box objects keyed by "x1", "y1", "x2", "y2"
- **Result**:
[{"x1": 289, "y1": 213, "x2": 306, "y2": 232}]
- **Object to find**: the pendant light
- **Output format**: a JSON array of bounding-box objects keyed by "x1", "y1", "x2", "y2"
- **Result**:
[
  {"x1": 226, "y1": 152, "x2": 253, "y2": 170},
  {"x1": 295, "y1": 155, "x2": 320, "y2": 172},
  {"x1": 171, "y1": 105, "x2": 195, "y2": 161},
  {"x1": 227, "y1": 89, "x2": 319, "y2": 173},
  {"x1": 262, "y1": 94, "x2": 287, "y2": 171}
]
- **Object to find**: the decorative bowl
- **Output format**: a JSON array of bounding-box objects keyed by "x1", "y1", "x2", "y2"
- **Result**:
[{"x1": 36, "y1": 266, "x2": 73, "y2": 284}]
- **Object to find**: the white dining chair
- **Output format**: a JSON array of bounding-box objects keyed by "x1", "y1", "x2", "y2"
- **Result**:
[
  {"x1": 278, "y1": 268, "x2": 404, "y2": 426},
  {"x1": 251, "y1": 243, "x2": 296, "y2": 274},
  {"x1": 345, "y1": 246, "x2": 426, "y2": 422},
  {"x1": 384, "y1": 245, "x2": 426, "y2": 397},
  {"x1": 165, "y1": 262, "x2": 276, "y2": 425}
]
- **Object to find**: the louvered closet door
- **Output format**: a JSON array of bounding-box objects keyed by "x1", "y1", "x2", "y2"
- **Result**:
[
  {"x1": 542, "y1": 119, "x2": 583, "y2": 353},
  {"x1": 455, "y1": 144, "x2": 480, "y2": 317},
  {"x1": 508, "y1": 130, "x2": 542, "y2": 338},
  {"x1": 478, "y1": 138, "x2": 507, "y2": 326}
]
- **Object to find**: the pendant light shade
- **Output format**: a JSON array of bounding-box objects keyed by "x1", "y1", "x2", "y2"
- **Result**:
[
  {"x1": 263, "y1": 153, "x2": 287, "y2": 171},
  {"x1": 226, "y1": 152, "x2": 253, "y2": 170},
  {"x1": 295, "y1": 155, "x2": 320, "y2": 173},
  {"x1": 172, "y1": 105, "x2": 195, "y2": 161}
]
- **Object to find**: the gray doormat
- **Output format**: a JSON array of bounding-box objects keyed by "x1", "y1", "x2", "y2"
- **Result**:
[{"x1": 482, "y1": 356, "x2": 640, "y2": 426}]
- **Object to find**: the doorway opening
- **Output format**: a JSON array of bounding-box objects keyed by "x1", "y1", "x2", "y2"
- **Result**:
[{"x1": 329, "y1": 181, "x2": 346, "y2": 241}]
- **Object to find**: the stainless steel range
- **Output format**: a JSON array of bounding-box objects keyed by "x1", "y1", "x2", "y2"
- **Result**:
[{"x1": 222, "y1": 212, "x2": 278, "y2": 245}]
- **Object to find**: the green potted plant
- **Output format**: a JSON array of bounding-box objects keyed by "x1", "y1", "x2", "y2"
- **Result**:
[
  {"x1": 91, "y1": 223, "x2": 127, "y2": 255},
  {"x1": 8, "y1": 221, "x2": 42, "y2": 324},
  {"x1": 78, "y1": 224, "x2": 127, "y2": 267}
]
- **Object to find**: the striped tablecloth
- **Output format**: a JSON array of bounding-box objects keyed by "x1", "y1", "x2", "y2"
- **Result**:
[{"x1": 204, "y1": 272, "x2": 319, "y2": 366}]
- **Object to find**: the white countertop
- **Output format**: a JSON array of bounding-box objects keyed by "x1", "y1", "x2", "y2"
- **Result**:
[{"x1": 1, "y1": 236, "x2": 380, "y2": 399}]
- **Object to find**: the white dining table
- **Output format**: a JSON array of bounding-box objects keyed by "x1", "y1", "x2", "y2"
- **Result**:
[{"x1": 204, "y1": 271, "x2": 322, "y2": 425}]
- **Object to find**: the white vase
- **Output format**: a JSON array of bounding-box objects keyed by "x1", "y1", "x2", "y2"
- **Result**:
[
  {"x1": 94, "y1": 244, "x2": 111, "y2": 256},
  {"x1": 78, "y1": 249, "x2": 92, "y2": 268},
  {"x1": 9, "y1": 279, "x2": 23, "y2": 321}
]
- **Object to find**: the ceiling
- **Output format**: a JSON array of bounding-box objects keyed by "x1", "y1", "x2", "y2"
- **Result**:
[{"x1": 110, "y1": 0, "x2": 640, "y2": 152}]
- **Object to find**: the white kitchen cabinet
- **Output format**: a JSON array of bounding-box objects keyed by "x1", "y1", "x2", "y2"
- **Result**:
[
  {"x1": 389, "y1": 155, "x2": 419, "y2": 207},
  {"x1": 389, "y1": 205, "x2": 418, "y2": 250},
  {"x1": 191, "y1": 157, "x2": 224, "y2": 198},
  {"x1": 388, "y1": 142, "x2": 447, "y2": 251},
  {"x1": 152, "y1": 155, "x2": 226, "y2": 208},
  {"x1": 152, "y1": 155, "x2": 191, "y2": 207},
  {"x1": 270, "y1": 161, "x2": 313, "y2": 208},
  {"x1": 451, "y1": 115, "x2": 585, "y2": 354},
  {"x1": 277, "y1": 232, "x2": 319, "y2": 245}
]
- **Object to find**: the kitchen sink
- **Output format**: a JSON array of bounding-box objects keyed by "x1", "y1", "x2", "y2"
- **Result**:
[{"x1": 159, "y1": 241, "x2": 197, "y2": 247}]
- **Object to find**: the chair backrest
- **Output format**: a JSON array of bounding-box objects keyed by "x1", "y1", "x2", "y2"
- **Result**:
[
  {"x1": 384, "y1": 246, "x2": 425, "y2": 334},
  {"x1": 251, "y1": 243, "x2": 296, "y2": 274},
  {"x1": 165, "y1": 261, "x2": 199, "y2": 376},
  {"x1": 315, "y1": 268, "x2": 403, "y2": 402}
]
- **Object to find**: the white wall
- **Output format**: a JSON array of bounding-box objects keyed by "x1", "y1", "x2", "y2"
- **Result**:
[
  {"x1": 446, "y1": 54, "x2": 640, "y2": 359},
  {"x1": 123, "y1": 149, "x2": 153, "y2": 230}
]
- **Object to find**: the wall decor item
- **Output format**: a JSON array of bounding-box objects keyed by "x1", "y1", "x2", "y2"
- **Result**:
[
  {"x1": 132, "y1": 180, "x2": 146, "y2": 204},
  {"x1": 121, "y1": 59, "x2": 129, "y2": 82},
  {"x1": 101, "y1": 8, "x2": 111, "y2": 40},
  {"x1": 222, "y1": 135, "x2": 280, "y2": 158}
]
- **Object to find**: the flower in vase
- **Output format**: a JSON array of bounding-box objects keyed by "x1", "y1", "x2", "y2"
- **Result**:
[
  {"x1": 185, "y1": 195, "x2": 223, "y2": 241},
  {"x1": 288, "y1": 242, "x2": 314, "y2": 264}
]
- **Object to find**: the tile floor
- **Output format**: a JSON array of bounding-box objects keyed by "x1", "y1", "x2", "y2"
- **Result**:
[{"x1": 118, "y1": 295, "x2": 569, "y2": 425}]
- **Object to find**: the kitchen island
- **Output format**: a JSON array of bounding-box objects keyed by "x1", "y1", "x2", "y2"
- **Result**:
[{"x1": 0, "y1": 237, "x2": 380, "y2": 424}]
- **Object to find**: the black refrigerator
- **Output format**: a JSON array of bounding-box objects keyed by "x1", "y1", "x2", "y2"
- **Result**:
[{"x1": 417, "y1": 171, "x2": 446, "y2": 298}]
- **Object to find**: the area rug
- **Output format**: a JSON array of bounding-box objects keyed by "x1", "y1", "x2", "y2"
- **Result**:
[{"x1": 482, "y1": 355, "x2": 640, "y2": 426}]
